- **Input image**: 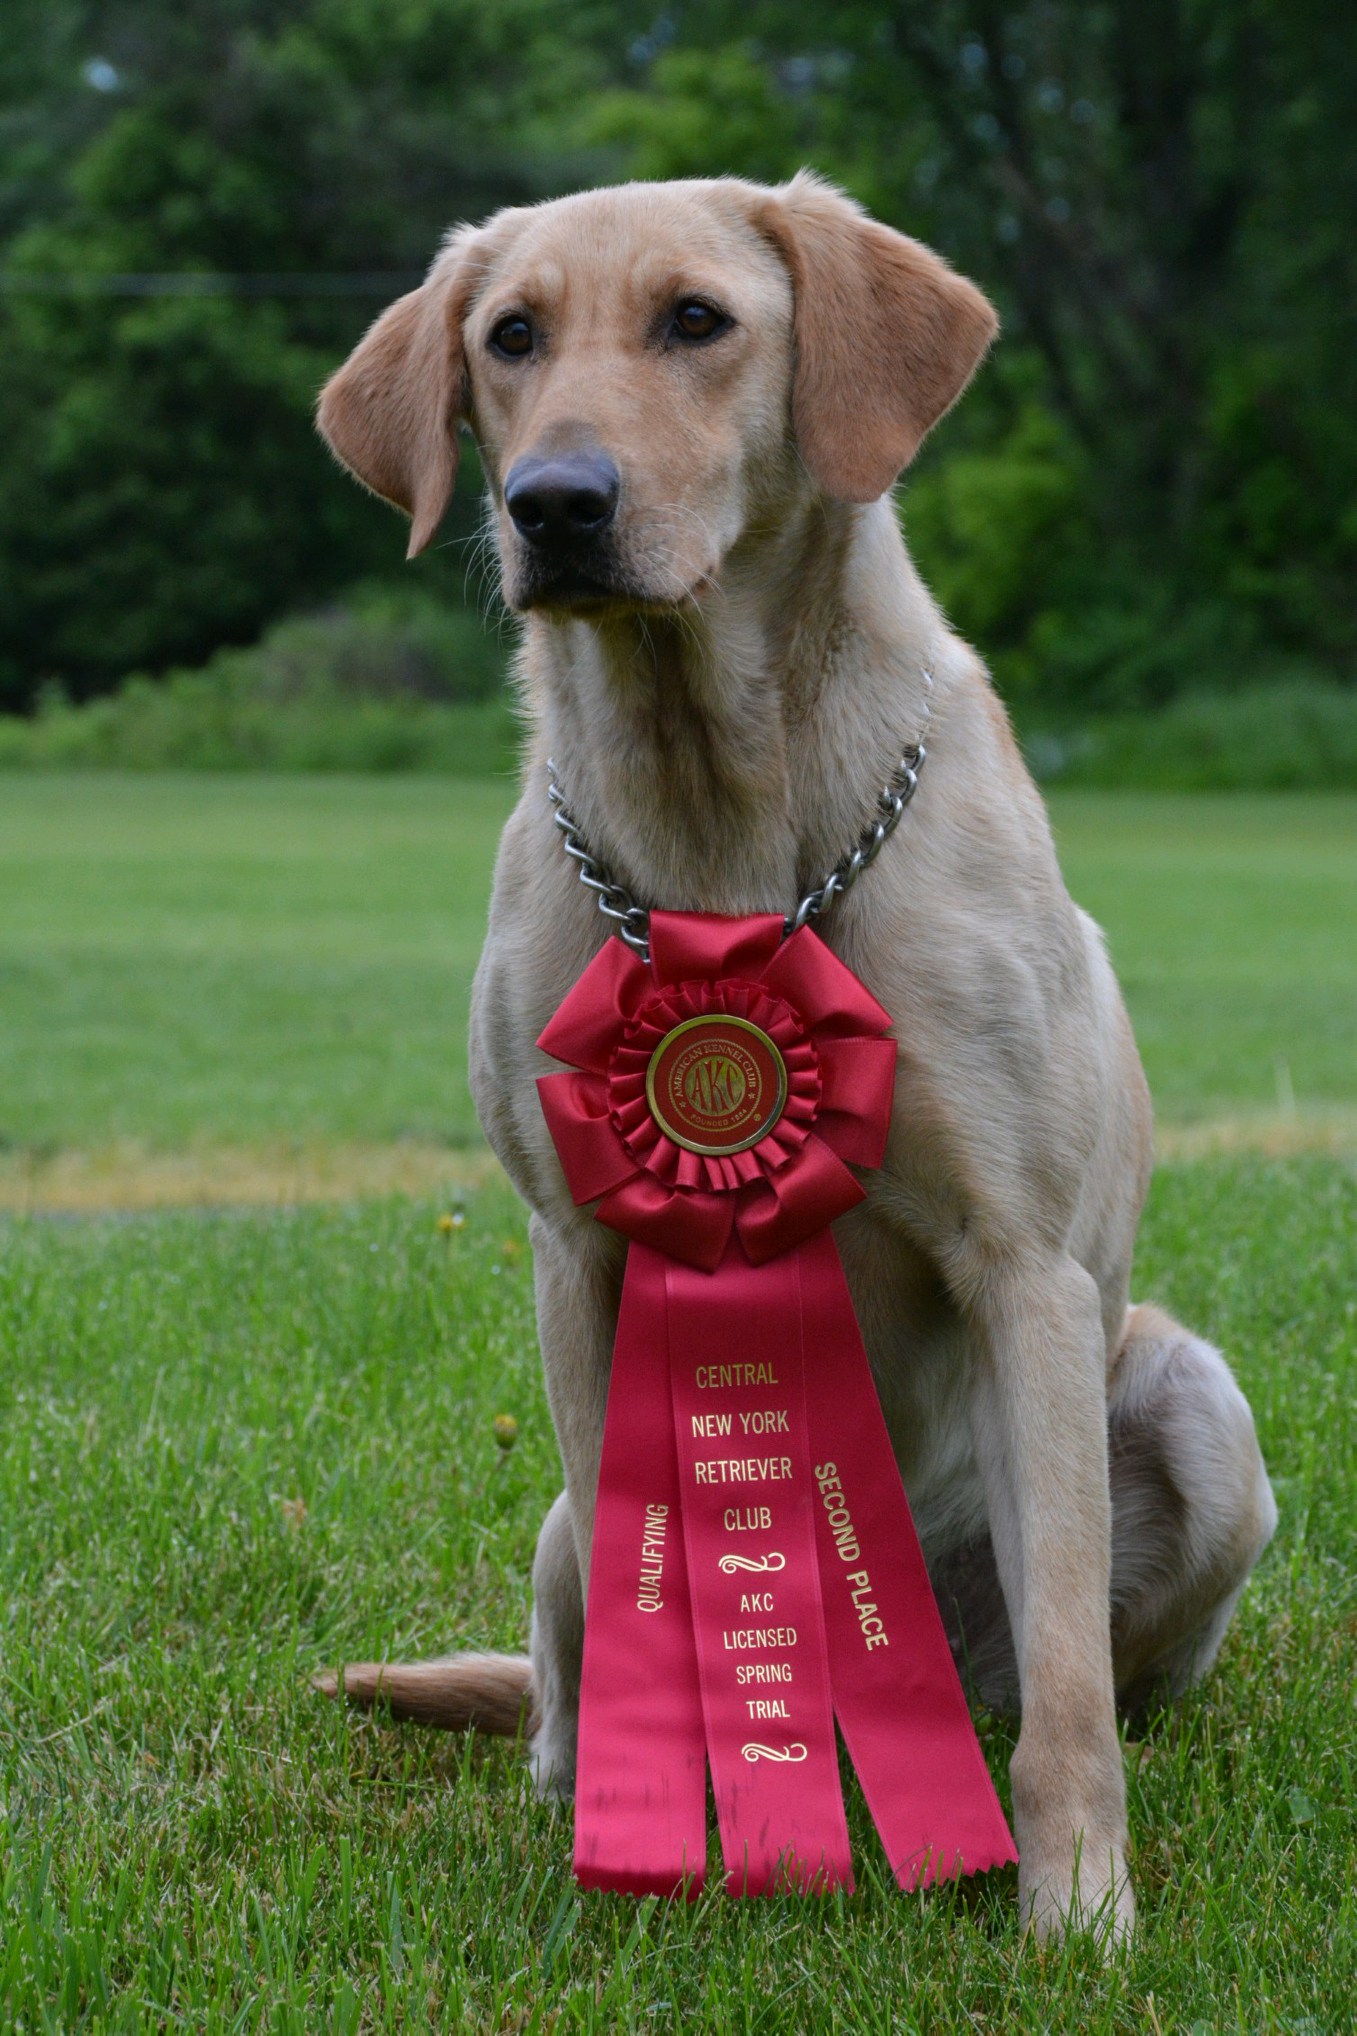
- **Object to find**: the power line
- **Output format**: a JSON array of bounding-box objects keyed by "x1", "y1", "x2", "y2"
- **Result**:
[{"x1": 0, "y1": 272, "x2": 421, "y2": 297}]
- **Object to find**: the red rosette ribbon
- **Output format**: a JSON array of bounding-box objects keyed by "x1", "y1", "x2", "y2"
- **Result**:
[
  {"x1": 537, "y1": 911, "x2": 1016, "y2": 1900},
  {"x1": 538, "y1": 911, "x2": 897, "y2": 1273}
]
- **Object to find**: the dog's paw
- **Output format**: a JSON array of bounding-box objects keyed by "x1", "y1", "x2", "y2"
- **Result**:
[
  {"x1": 1019, "y1": 1842, "x2": 1135, "y2": 1949},
  {"x1": 528, "y1": 1728, "x2": 577, "y2": 1803}
]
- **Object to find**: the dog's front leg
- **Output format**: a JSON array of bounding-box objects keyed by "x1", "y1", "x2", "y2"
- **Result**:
[
  {"x1": 525, "y1": 1211, "x2": 623, "y2": 1798},
  {"x1": 967, "y1": 1253, "x2": 1133, "y2": 1944}
]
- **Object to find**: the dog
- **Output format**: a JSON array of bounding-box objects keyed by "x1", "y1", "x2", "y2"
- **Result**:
[{"x1": 315, "y1": 172, "x2": 1277, "y2": 1941}]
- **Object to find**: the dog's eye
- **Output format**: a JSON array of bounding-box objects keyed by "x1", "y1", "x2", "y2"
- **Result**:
[
  {"x1": 670, "y1": 300, "x2": 728, "y2": 344},
  {"x1": 489, "y1": 316, "x2": 534, "y2": 360}
]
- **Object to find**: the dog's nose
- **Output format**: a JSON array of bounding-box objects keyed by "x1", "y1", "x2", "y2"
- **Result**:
[{"x1": 504, "y1": 452, "x2": 620, "y2": 549}]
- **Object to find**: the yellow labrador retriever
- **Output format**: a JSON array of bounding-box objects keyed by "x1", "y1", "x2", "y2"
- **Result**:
[{"x1": 316, "y1": 172, "x2": 1276, "y2": 1941}]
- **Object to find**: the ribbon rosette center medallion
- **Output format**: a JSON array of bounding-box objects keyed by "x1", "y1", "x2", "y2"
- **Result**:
[
  {"x1": 645, "y1": 1015, "x2": 788, "y2": 1157},
  {"x1": 537, "y1": 910, "x2": 1016, "y2": 1899}
]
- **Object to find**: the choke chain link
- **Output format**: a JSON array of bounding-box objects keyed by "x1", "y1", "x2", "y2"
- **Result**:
[{"x1": 547, "y1": 721, "x2": 927, "y2": 966}]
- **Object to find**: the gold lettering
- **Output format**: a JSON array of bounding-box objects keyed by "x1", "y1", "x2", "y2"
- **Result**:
[
  {"x1": 694, "y1": 1363, "x2": 781, "y2": 1390},
  {"x1": 690, "y1": 1456, "x2": 793, "y2": 1485},
  {"x1": 738, "y1": 1408, "x2": 789, "y2": 1436}
]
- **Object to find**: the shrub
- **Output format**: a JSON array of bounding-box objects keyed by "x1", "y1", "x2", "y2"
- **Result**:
[
  {"x1": 236, "y1": 588, "x2": 509, "y2": 707},
  {"x1": 0, "y1": 591, "x2": 519, "y2": 774},
  {"x1": 1024, "y1": 678, "x2": 1357, "y2": 790}
]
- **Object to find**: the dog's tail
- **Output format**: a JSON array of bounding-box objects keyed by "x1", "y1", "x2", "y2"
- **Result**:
[{"x1": 314, "y1": 1652, "x2": 535, "y2": 1737}]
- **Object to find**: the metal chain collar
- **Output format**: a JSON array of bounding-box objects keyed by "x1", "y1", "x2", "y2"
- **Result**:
[{"x1": 546, "y1": 682, "x2": 930, "y2": 965}]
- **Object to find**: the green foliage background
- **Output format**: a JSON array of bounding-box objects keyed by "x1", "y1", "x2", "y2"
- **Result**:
[{"x1": 2, "y1": 1, "x2": 1354, "y2": 720}]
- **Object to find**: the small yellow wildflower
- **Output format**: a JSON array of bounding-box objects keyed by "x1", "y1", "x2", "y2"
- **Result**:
[{"x1": 493, "y1": 1414, "x2": 519, "y2": 1452}]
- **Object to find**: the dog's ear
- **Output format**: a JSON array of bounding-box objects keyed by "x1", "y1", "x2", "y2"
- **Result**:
[
  {"x1": 317, "y1": 231, "x2": 482, "y2": 558},
  {"x1": 756, "y1": 173, "x2": 998, "y2": 502}
]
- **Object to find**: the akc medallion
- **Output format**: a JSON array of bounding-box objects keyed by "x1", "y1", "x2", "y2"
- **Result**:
[{"x1": 646, "y1": 1015, "x2": 788, "y2": 1156}]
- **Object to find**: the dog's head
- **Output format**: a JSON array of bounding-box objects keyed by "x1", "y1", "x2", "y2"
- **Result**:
[{"x1": 318, "y1": 173, "x2": 996, "y2": 615}]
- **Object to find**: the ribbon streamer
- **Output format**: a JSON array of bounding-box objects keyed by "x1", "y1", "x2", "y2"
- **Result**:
[{"x1": 540, "y1": 911, "x2": 1017, "y2": 1898}]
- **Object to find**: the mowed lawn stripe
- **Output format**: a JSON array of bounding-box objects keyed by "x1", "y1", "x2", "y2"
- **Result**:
[
  {"x1": 1049, "y1": 791, "x2": 1357, "y2": 1123},
  {"x1": 0, "y1": 774, "x2": 515, "y2": 1152},
  {"x1": 1, "y1": 778, "x2": 1353, "y2": 1187}
]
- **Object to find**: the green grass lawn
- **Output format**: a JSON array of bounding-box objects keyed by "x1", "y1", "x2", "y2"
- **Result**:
[
  {"x1": 2, "y1": 1168, "x2": 1352, "y2": 2031},
  {"x1": 0, "y1": 775, "x2": 513, "y2": 1160},
  {"x1": 1, "y1": 774, "x2": 1355, "y2": 2029},
  {"x1": 0, "y1": 779, "x2": 1353, "y2": 1174},
  {"x1": 1048, "y1": 794, "x2": 1357, "y2": 1127}
]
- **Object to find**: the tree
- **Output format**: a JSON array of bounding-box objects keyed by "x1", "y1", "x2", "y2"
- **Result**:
[
  {"x1": 589, "y1": 1, "x2": 1357, "y2": 708},
  {"x1": 0, "y1": 0, "x2": 623, "y2": 707},
  {"x1": 2, "y1": 1, "x2": 1353, "y2": 714}
]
